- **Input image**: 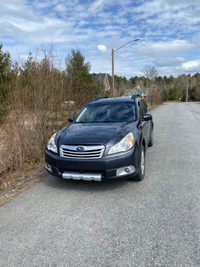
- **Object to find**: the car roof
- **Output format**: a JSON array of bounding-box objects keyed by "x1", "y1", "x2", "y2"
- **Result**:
[{"x1": 90, "y1": 96, "x2": 142, "y2": 105}]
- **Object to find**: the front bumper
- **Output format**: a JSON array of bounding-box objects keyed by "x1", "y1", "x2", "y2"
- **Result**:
[{"x1": 45, "y1": 147, "x2": 139, "y2": 181}]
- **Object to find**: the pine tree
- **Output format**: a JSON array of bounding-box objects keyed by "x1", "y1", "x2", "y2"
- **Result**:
[
  {"x1": 0, "y1": 44, "x2": 12, "y2": 121},
  {"x1": 65, "y1": 49, "x2": 95, "y2": 108}
]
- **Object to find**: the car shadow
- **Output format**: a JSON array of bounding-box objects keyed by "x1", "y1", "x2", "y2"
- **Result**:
[{"x1": 43, "y1": 173, "x2": 132, "y2": 192}]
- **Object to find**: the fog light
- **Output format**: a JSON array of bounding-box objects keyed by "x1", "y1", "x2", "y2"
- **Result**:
[
  {"x1": 125, "y1": 167, "x2": 131, "y2": 173},
  {"x1": 45, "y1": 163, "x2": 52, "y2": 172},
  {"x1": 116, "y1": 166, "x2": 135, "y2": 177}
]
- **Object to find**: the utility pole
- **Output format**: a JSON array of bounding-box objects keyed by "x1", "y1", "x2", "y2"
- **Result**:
[
  {"x1": 112, "y1": 48, "x2": 114, "y2": 97},
  {"x1": 112, "y1": 39, "x2": 139, "y2": 97},
  {"x1": 186, "y1": 75, "x2": 188, "y2": 102}
]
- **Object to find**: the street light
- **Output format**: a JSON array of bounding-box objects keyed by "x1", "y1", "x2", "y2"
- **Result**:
[
  {"x1": 112, "y1": 39, "x2": 139, "y2": 97},
  {"x1": 186, "y1": 75, "x2": 189, "y2": 102}
]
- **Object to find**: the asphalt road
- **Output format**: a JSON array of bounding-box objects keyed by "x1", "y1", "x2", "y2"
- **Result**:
[{"x1": 1, "y1": 102, "x2": 200, "y2": 267}]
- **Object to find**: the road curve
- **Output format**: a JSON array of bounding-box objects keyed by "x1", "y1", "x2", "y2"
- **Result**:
[{"x1": 1, "y1": 102, "x2": 200, "y2": 267}]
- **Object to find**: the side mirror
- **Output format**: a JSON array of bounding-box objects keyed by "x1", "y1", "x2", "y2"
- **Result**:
[
  {"x1": 143, "y1": 114, "x2": 152, "y2": 121},
  {"x1": 68, "y1": 116, "x2": 75, "y2": 123}
]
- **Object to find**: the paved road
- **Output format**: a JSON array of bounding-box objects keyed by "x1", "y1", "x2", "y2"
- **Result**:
[{"x1": 1, "y1": 102, "x2": 200, "y2": 267}]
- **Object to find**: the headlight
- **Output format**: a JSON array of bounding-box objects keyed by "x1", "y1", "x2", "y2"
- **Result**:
[
  {"x1": 47, "y1": 133, "x2": 58, "y2": 153},
  {"x1": 108, "y1": 132, "x2": 134, "y2": 155}
]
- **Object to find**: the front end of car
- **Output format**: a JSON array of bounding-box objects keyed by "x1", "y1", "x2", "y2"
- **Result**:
[{"x1": 45, "y1": 131, "x2": 140, "y2": 181}]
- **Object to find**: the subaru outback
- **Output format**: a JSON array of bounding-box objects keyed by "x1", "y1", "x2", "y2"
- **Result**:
[{"x1": 45, "y1": 95, "x2": 153, "y2": 181}]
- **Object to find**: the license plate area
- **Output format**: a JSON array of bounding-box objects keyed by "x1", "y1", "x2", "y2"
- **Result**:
[{"x1": 62, "y1": 171, "x2": 102, "y2": 181}]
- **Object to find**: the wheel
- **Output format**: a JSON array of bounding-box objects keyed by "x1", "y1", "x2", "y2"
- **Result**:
[
  {"x1": 148, "y1": 127, "x2": 154, "y2": 147},
  {"x1": 135, "y1": 146, "x2": 145, "y2": 181}
]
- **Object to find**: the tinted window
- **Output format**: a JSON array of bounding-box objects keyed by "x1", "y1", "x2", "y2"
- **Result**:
[{"x1": 76, "y1": 102, "x2": 136, "y2": 123}]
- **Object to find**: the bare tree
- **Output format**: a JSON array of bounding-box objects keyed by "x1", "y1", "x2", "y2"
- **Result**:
[{"x1": 142, "y1": 65, "x2": 158, "y2": 106}]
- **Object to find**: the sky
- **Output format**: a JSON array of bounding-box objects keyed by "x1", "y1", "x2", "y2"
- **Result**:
[{"x1": 1, "y1": 0, "x2": 200, "y2": 78}]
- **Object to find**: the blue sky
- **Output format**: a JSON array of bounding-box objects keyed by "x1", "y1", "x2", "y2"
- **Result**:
[{"x1": 1, "y1": 0, "x2": 200, "y2": 78}]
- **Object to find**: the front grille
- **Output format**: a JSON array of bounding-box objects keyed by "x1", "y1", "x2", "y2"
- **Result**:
[{"x1": 60, "y1": 145, "x2": 105, "y2": 159}]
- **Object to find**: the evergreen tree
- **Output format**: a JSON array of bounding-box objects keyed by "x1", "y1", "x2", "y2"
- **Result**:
[
  {"x1": 0, "y1": 44, "x2": 12, "y2": 121},
  {"x1": 65, "y1": 49, "x2": 95, "y2": 107}
]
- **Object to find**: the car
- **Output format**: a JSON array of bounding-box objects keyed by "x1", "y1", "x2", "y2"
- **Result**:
[{"x1": 45, "y1": 95, "x2": 154, "y2": 182}]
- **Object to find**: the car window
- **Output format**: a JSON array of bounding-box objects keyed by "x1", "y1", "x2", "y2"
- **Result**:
[{"x1": 76, "y1": 102, "x2": 136, "y2": 123}]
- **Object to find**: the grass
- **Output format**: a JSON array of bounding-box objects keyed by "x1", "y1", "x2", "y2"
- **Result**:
[{"x1": 0, "y1": 161, "x2": 45, "y2": 206}]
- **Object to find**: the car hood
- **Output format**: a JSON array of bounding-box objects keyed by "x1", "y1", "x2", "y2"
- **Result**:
[{"x1": 58, "y1": 122, "x2": 136, "y2": 146}]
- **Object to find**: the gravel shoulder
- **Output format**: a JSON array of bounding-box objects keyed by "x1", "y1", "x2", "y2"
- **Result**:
[{"x1": 0, "y1": 166, "x2": 45, "y2": 206}]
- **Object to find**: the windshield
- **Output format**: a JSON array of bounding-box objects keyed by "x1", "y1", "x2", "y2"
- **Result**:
[{"x1": 75, "y1": 102, "x2": 136, "y2": 123}]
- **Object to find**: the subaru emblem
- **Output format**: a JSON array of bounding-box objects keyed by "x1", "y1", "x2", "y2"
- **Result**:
[{"x1": 76, "y1": 146, "x2": 85, "y2": 152}]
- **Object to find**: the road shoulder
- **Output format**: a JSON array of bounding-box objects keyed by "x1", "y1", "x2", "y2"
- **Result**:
[{"x1": 0, "y1": 166, "x2": 45, "y2": 206}]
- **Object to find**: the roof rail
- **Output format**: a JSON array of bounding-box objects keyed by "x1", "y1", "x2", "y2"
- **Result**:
[
  {"x1": 131, "y1": 94, "x2": 142, "y2": 100},
  {"x1": 92, "y1": 96, "x2": 102, "y2": 102},
  {"x1": 92, "y1": 96, "x2": 109, "y2": 102}
]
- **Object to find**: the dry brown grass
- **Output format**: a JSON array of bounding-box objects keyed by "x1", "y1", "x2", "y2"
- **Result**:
[
  {"x1": 0, "y1": 107, "x2": 69, "y2": 183},
  {"x1": 0, "y1": 108, "x2": 70, "y2": 205},
  {"x1": 0, "y1": 163, "x2": 45, "y2": 206}
]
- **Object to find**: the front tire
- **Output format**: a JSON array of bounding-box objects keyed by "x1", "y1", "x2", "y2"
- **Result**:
[{"x1": 135, "y1": 146, "x2": 145, "y2": 181}]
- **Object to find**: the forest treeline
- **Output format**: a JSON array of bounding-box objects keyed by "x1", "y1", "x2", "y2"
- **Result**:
[
  {"x1": 113, "y1": 72, "x2": 200, "y2": 103},
  {"x1": 0, "y1": 43, "x2": 200, "y2": 183},
  {"x1": 1, "y1": 44, "x2": 200, "y2": 122}
]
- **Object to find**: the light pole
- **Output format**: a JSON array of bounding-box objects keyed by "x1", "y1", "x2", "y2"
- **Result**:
[
  {"x1": 186, "y1": 75, "x2": 189, "y2": 102},
  {"x1": 112, "y1": 39, "x2": 139, "y2": 97}
]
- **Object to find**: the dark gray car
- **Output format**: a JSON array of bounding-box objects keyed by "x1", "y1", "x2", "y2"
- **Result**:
[{"x1": 45, "y1": 95, "x2": 154, "y2": 182}]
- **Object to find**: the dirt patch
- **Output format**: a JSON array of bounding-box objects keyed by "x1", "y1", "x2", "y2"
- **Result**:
[{"x1": 0, "y1": 165, "x2": 45, "y2": 206}]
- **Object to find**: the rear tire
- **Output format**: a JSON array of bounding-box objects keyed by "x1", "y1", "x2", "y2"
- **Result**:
[{"x1": 135, "y1": 146, "x2": 145, "y2": 181}]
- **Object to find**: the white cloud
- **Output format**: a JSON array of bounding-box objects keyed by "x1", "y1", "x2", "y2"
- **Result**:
[
  {"x1": 166, "y1": 0, "x2": 200, "y2": 6},
  {"x1": 179, "y1": 59, "x2": 200, "y2": 72},
  {"x1": 138, "y1": 40, "x2": 194, "y2": 58},
  {"x1": 97, "y1": 44, "x2": 108, "y2": 53},
  {"x1": 78, "y1": 20, "x2": 88, "y2": 27},
  {"x1": 89, "y1": 0, "x2": 106, "y2": 13},
  {"x1": 54, "y1": 4, "x2": 67, "y2": 13},
  {"x1": 153, "y1": 57, "x2": 185, "y2": 67},
  {"x1": 134, "y1": 0, "x2": 167, "y2": 17},
  {"x1": 158, "y1": 67, "x2": 174, "y2": 76}
]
